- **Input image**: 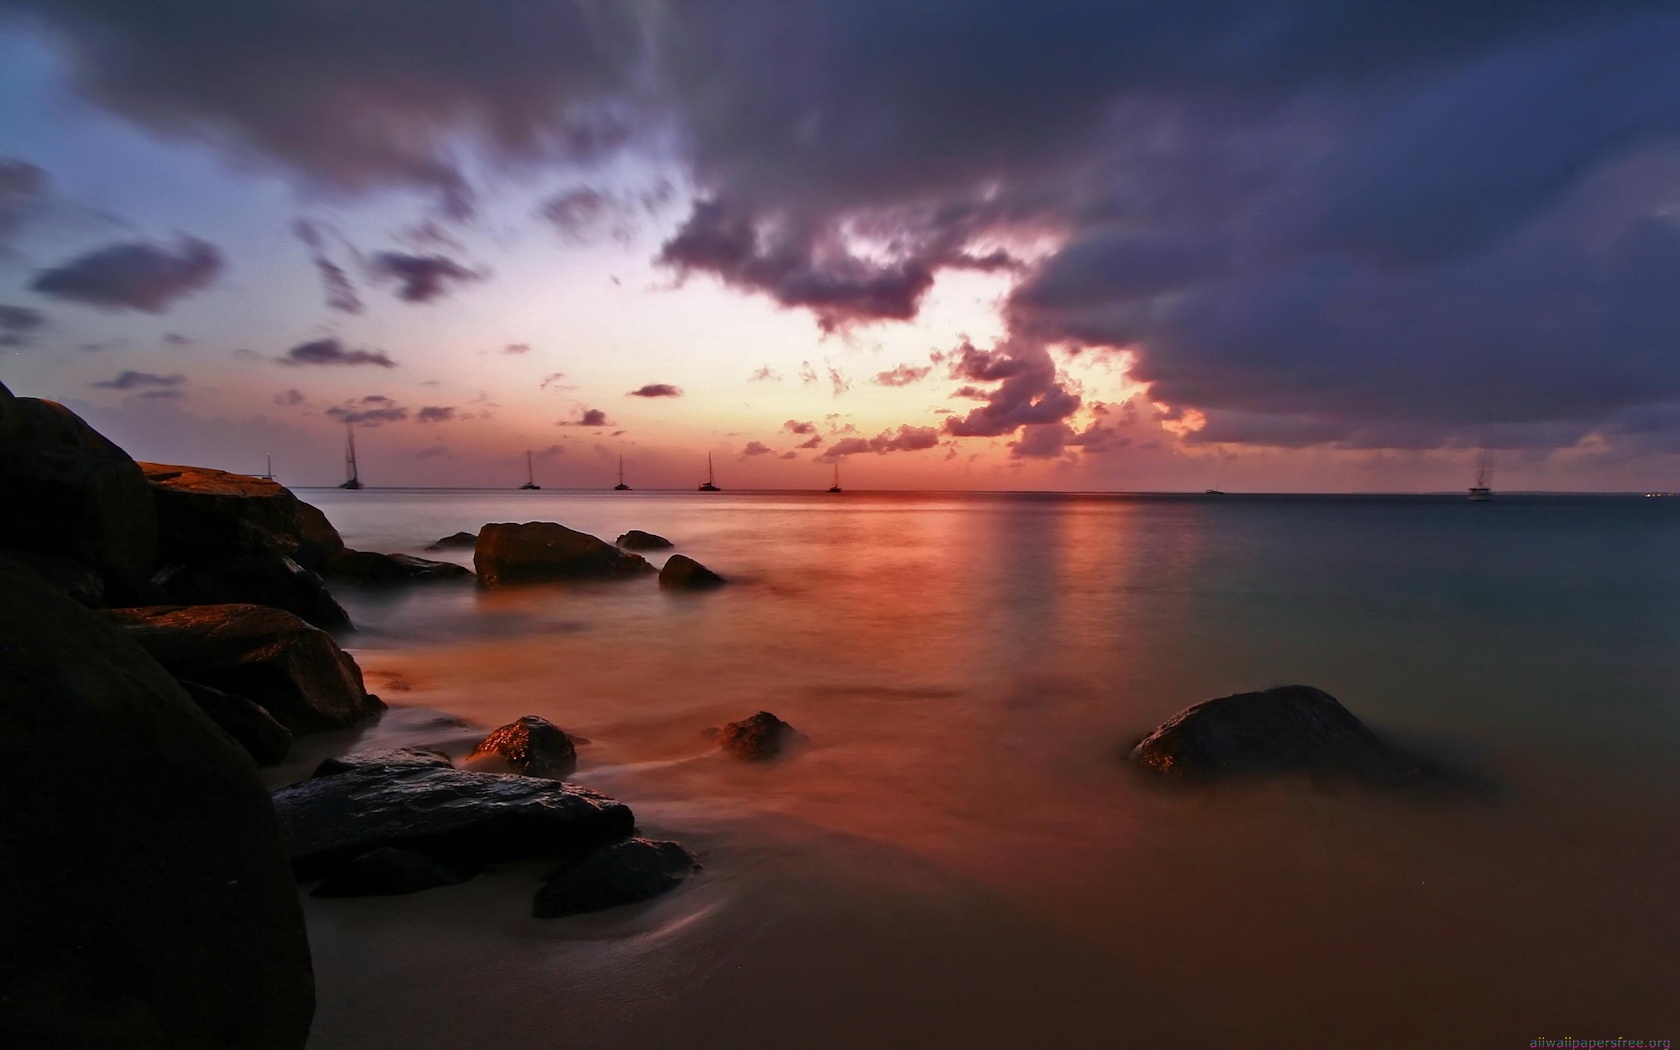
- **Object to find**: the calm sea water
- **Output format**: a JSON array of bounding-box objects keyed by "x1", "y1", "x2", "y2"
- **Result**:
[{"x1": 285, "y1": 490, "x2": 1680, "y2": 1049}]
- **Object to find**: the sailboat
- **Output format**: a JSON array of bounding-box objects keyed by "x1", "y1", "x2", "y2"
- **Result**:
[
  {"x1": 338, "y1": 424, "x2": 363, "y2": 490},
  {"x1": 613, "y1": 455, "x2": 630, "y2": 491},
  {"x1": 1468, "y1": 451, "x2": 1493, "y2": 502},
  {"x1": 827, "y1": 460, "x2": 842, "y2": 493},
  {"x1": 519, "y1": 450, "x2": 541, "y2": 490},
  {"x1": 698, "y1": 452, "x2": 721, "y2": 492}
]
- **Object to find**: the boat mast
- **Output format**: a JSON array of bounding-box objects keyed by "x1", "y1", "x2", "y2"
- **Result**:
[
  {"x1": 619, "y1": 455, "x2": 625, "y2": 486},
  {"x1": 527, "y1": 450, "x2": 535, "y2": 485},
  {"x1": 345, "y1": 424, "x2": 358, "y2": 484}
]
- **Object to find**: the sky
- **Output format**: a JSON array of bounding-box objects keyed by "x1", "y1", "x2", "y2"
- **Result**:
[{"x1": 2, "y1": 0, "x2": 1679, "y2": 492}]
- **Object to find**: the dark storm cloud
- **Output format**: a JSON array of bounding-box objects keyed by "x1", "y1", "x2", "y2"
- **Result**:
[
  {"x1": 92, "y1": 370, "x2": 184, "y2": 390},
  {"x1": 367, "y1": 252, "x2": 483, "y2": 303},
  {"x1": 293, "y1": 219, "x2": 362, "y2": 313},
  {"x1": 31, "y1": 236, "x2": 222, "y2": 312},
  {"x1": 326, "y1": 402, "x2": 407, "y2": 426},
  {"x1": 942, "y1": 342, "x2": 1082, "y2": 440},
  {"x1": 0, "y1": 305, "x2": 45, "y2": 332},
  {"x1": 281, "y1": 338, "x2": 395, "y2": 368},
  {"x1": 627, "y1": 383, "x2": 682, "y2": 398},
  {"x1": 416, "y1": 405, "x2": 455, "y2": 423},
  {"x1": 821, "y1": 425, "x2": 940, "y2": 458}
]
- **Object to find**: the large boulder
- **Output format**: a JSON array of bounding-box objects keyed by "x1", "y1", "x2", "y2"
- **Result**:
[
  {"x1": 181, "y1": 681, "x2": 293, "y2": 768},
  {"x1": 717, "y1": 711, "x2": 805, "y2": 761},
  {"x1": 533, "y1": 838, "x2": 698, "y2": 918},
  {"x1": 154, "y1": 553, "x2": 350, "y2": 629},
  {"x1": 0, "y1": 554, "x2": 313, "y2": 1049},
  {"x1": 467, "y1": 715, "x2": 578, "y2": 779},
  {"x1": 272, "y1": 763, "x2": 634, "y2": 880},
  {"x1": 659, "y1": 553, "x2": 726, "y2": 590},
  {"x1": 140, "y1": 463, "x2": 345, "y2": 571},
  {"x1": 321, "y1": 549, "x2": 473, "y2": 582},
  {"x1": 1125, "y1": 685, "x2": 1422, "y2": 784},
  {"x1": 313, "y1": 746, "x2": 453, "y2": 778},
  {"x1": 423, "y1": 531, "x2": 478, "y2": 551},
  {"x1": 0, "y1": 390, "x2": 158, "y2": 597},
  {"x1": 616, "y1": 529, "x2": 673, "y2": 550},
  {"x1": 0, "y1": 545, "x2": 106, "y2": 607},
  {"x1": 473, "y1": 521, "x2": 653, "y2": 586},
  {"x1": 101, "y1": 604, "x2": 383, "y2": 735}
]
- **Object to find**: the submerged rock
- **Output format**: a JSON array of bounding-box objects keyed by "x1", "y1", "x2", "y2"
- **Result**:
[
  {"x1": 154, "y1": 552, "x2": 350, "y2": 629},
  {"x1": 140, "y1": 462, "x2": 345, "y2": 570},
  {"x1": 474, "y1": 521, "x2": 653, "y2": 586},
  {"x1": 615, "y1": 529, "x2": 673, "y2": 550},
  {"x1": 468, "y1": 715, "x2": 578, "y2": 779},
  {"x1": 314, "y1": 746, "x2": 453, "y2": 779},
  {"x1": 311, "y1": 847, "x2": 477, "y2": 898},
  {"x1": 0, "y1": 553, "x2": 313, "y2": 1049},
  {"x1": 717, "y1": 711, "x2": 804, "y2": 761},
  {"x1": 1125, "y1": 684, "x2": 1421, "y2": 785},
  {"x1": 102, "y1": 603, "x2": 383, "y2": 735},
  {"x1": 533, "y1": 837, "x2": 698, "y2": 918},
  {"x1": 182, "y1": 681, "x2": 293, "y2": 767},
  {"x1": 323, "y1": 548, "x2": 473, "y2": 582},
  {"x1": 272, "y1": 763, "x2": 634, "y2": 880},
  {"x1": 659, "y1": 553, "x2": 726, "y2": 590},
  {"x1": 424, "y1": 531, "x2": 478, "y2": 551}
]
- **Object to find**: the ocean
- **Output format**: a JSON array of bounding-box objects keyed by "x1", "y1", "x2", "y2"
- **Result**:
[{"x1": 281, "y1": 489, "x2": 1680, "y2": 1048}]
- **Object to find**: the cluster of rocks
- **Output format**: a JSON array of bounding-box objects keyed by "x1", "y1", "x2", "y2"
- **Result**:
[{"x1": 469, "y1": 520, "x2": 728, "y2": 591}]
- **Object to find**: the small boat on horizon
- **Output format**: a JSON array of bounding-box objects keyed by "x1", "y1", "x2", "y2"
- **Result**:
[
  {"x1": 1204, "y1": 489, "x2": 1225, "y2": 495},
  {"x1": 828, "y1": 460, "x2": 842, "y2": 494},
  {"x1": 698, "y1": 452, "x2": 721, "y2": 492},
  {"x1": 1468, "y1": 451, "x2": 1493, "y2": 502},
  {"x1": 339, "y1": 424, "x2": 362, "y2": 490},
  {"x1": 520, "y1": 450, "x2": 541, "y2": 490},
  {"x1": 614, "y1": 455, "x2": 630, "y2": 491}
]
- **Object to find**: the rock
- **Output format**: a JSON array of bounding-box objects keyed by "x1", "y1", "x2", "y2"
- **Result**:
[
  {"x1": 182, "y1": 681, "x2": 293, "y2": 767},
  {"x1": 533, "y1": 838, "x2": 698, "y2": 918},
  {"x1": 473, "y1": 521, "x2": 653, "y2": 586},
  {"x1": 313, "y1": 746, "x2": 454, "y2": 779},
  {"x1": 718, "y1": 711, "x2": 804, "y2": 760},
  {"x1": 0, "y1": 553, "x2": 313, "y2": 1049},
  {"x1": 140, "y1": 462, "x2": 345, "y2": 571},
  {"x1": 322, "y1": 549, "x2": 473, "y2": 582},
  {"x1": 616, "y1": 529, "x2": 673, "y2": 550},
  {"x1": 424, "y1": 531, "x2": 478, "y2": 551},
  {"x1": 659, "y1": 553, "x2": 726, "y2": 590},
  {"x1": 0, "y1": 394, "x2": 159, "y2": 597},
  {"x1": 310, "y1": 847, "x2": 477, "y2": 898},
  {"x1": 101, "y1": 604, "x2": 383, "y2": 735},
  {"x1": 467, "y1": 715, "x2": 578, "y2": 779},
  {"x1": 154, "y1": 553, "x2": 350, "y2": 629},
  {"x1": 271, "y1": 763, "x2": 634, "y2": 880},
  {"x1": 0, "y1": 545, "x2": 106, "y2": 606},
  {"x1": 1125, "y1": 684, "x2": 1422, "y2": 784}
]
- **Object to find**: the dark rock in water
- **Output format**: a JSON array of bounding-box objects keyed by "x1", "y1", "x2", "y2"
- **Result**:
[
  {"x1": 155, "y1": 552, "x2": 350, "y2": 629},
  {"x1": 424, "y1": 531, "x2": 478, "y2": 551},
  {"x1": 314, "y1": 746, "x2": 454, "y2": 779},
  {"x1": 718, "y1": 710, "x2": 805, "y2": 760},
  {"x1": 102, "y1": 603, "x2": 383, "y2": 735},
  {"x1": 0, "y1": 545, "x2": 106, "y2": 606},
  {"x1": 311, "y1": 847, "x2": 477, "y2": 898},
  {"x1": 0, "y1": 392, "x2": 159, "y2": 598},
  {"x1": 616, "y1": 529, "x2": 673, "y2": 550},
  {"x1": 468, "y1": 715, "x2": 578, "y2": 779},
  {"x1": 1125, "y1": 684, "x2": 1421, "y2": 785},
  {"x1": 0, "y1": 552, "x2": 313, "y2": 1049},
  {"x1": 533, "y1": 837, "x2": 698, "y2": 918},
  {"x1": 271, "y1": 763, "x2": 635, "y2": 880},
  {"x1": 659, "y1": 553, "x2": 726, "y2": 590},
  {"x1": 182, "y1": 681, "x2": 293, "y2": 767},
  {"x1": 474, "y1": 521, "x2": 653, "y2": 586},
  {"x1": 140, "y1": 462, "x2": 345, "y2": 571},
  {"x1": 322, "y1": 548, "x2": 473, "y2": 582}
]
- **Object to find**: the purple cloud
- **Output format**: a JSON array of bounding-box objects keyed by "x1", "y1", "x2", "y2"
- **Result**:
[
  {"x1": 93, "y1": 370, "x2": 184, "y2": 390},
  {"x1": 281, "y1": 338, "x2": 396, "y2": 368},
  {"x1": 627, "y1": 383, "x2": 682, "y2": 398},
  {"x1": 367, "y1": 251, "x2": 483, "y2": 303},
  {"x1": 32, "y1": 236, "x2": 222, "y2": 313}
]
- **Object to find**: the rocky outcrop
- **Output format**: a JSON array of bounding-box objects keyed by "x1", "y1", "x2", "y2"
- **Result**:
[
  {"x1": 311, "y1": 847, "x2": 477, "y2": 898},
  {"x1": 424, "y1": 531, "x2": 478, "y2": 551},
  {"x1": 101, "y1": 604, "x2": 383, "y2": 735},
  {"x1": 717, "y1": 711, "x2": 804, "y2": 760},
  {"x1": 154, "y1": 553, "x2": 350, "y2": 629},
  {"x1": 0, "y1": 386, "x2": 159, "y2": 598},
  {"x1": 616, "y1": 529, "x2": 673, "y2": 550},
  {"x1": 1125, "y1": 685, "x2": 1422, "y2": 784},
  {"x1": 467, "y1": 715, "x2": 578, "y2": 779},
  {"x1": 0, "y1": 554, "x2": 313, "y2": 1049},
  {"x1": 659, "y1": 553, "x2": 726, "y2": 590},
  {"x1": 314, "y1": 746, "x2": 453, "y2": 778},
  {"x1": 0, "y1": 546, "x2": 106, "y2": 606},
  {"x1": 473, "y1": 521, "x2": 653, "y2": 586},
  {"x1": 322, "y1": 549, "x2": 473, "y2": 582},
  {"x1": 181, "y1": 681, "x2": 294, "y2": 767},
  {"x1": 140, "y1": 462, "x2": 345, "y2": 570},
  {"x1": 533, "y1": 838, "x2": 698, "y2": 918},
  {"x1": 272, "y1": 763, "x2": 634, "y2": 880}
]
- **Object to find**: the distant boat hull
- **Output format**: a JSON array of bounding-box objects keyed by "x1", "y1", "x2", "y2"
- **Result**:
[
  {"x1": 828, "y1": 486, "x2": 842, "y2": 493},
  {"x1": 519, "y1": 483, "x2": 541, "y2": 490},
  {"x1": 1468, "y1": 486, "x2": 1492, "y2": 502},
  {"x1": 338, "y1": 479, "x2": 362, "y2": 490},
  {"x1": 698, "y1": 483, "x2": 720, "y2": 492},
  {"x1": 614, "y1": 483, "x2": 630, "y2": 491}
]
